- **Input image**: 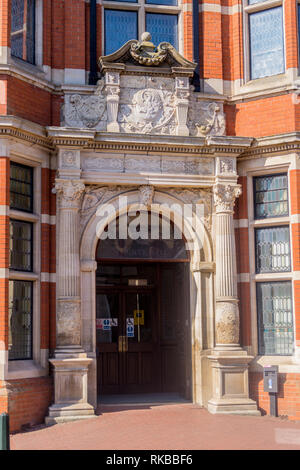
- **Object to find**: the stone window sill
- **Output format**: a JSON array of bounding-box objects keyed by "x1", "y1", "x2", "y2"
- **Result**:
[
  {"x1": 250, "y1": 355, "x2": 300, "y2": 374},
  {"x1": 7, "y1": 360, "x2": 48, "y2": 380}
]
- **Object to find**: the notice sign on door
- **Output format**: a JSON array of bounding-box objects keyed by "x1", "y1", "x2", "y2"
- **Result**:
[
  {"x1": 96, "y1": 318, "x2": 118, "y2": 330},
  {"x1": 126, "y1": 318, "x2": 134, "y2": 337},
  {"x1": 134, "y1": 310, "x2": 144, "y2": 325}
]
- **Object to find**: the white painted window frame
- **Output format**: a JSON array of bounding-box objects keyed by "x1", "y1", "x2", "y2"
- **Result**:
[
  {"x1": 101, "y1": 0, "x2": 184, "y2": 55},
  {"x1": 242, "y1": 0, "x2": 286, "y2": 84}
]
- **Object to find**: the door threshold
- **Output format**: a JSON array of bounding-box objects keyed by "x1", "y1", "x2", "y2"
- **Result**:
[{"x1": 98, "y1": 392, "x2": 191, "y2": 406}]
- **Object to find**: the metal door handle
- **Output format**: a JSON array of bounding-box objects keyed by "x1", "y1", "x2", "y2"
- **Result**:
[
  {"x1": 118, "y1": 336, "x2": 128, "y2": 353},
  {"x1": 118, "y1": 336, "x2": 123, "y2": 353},
  {"x1": 123, "y1": 336, "x2": 128, "y2": 352}
]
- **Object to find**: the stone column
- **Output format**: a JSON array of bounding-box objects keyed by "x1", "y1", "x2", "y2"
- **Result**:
[
  {"x1": 214, "y1": 183, "x2": 241, "y2": 350},
  {"x1": 207, "y1": 183, "x2": 259, "y2": 416},
  {"x1": 46, "y1": 179, "x2": 95, "y2": 425}
]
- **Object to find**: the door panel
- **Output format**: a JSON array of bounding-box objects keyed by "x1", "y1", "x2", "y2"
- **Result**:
[{"x1": 96, "y1": 262, "x2": 190, "y2": 397}]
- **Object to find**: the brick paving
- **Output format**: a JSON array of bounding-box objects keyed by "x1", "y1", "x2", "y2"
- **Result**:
[{"x1": 10, "y1": 403, "x2": 300, "y2": 450}]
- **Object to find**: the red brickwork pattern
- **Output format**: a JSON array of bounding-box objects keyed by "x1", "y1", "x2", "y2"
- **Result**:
[
  {"x1": 7, "y1": 377, "x2": 53, "y2": 432},
  {"x1": 250, "y1": 372, "x2": 300, "y2": 420}
]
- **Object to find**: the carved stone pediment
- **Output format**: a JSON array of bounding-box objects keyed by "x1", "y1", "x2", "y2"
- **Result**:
[
  {"x1": 98, "y1": 32, "x2": 197, "y2": 71},
  {"x1": 62, "y1": 34, "x2": 226, "y2": 137}
]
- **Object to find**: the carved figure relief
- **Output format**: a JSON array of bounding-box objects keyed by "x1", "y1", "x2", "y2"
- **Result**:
[
  {"x1": 119, "y1": 88, "x2": 176, "y2": 135},
  {"x1": 188, "y1": 100, "x2": 226, "y2": 137},
  {"x1": 63, "y1": 80, "x2": 106, "y2": 129}
]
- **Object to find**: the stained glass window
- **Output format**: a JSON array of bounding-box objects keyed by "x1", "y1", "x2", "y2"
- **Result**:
[
  {"x1": 8, "y1": 280, "x2": 33, "y2": 360},
  {"x1": 249, "y1": 7, "x2": 284, "y2": 80},
  {"x1": 254, "y1": 174, "x2": 288, "y2": 219},
  {"x1": 9, "y1": 220, "x2": 33, "y2": 272},
  {"x1": 10, "y1": 162, "x2": 33, "y2": 212},
  {"x1": 146, "y1": 0, "x2": 177, "y2": 5},
  {"x1": 11, "y1": 0, "x2": 36, "y2": 64},
  {"x1": 146, "y1": 13, "x2": 178, "y2": 48},
  {"x1": 257, "y1": 282, "x2": 294, "y2": 355},
  {"x1": 248, "y1": 0, "x2": 269, "y2": 4},
  {"x1": 104, "y1": 10, "x2": 138, "y2": 55},
  {"x1": 255, "y1": 226, "x2": 291, "y2": 273}
]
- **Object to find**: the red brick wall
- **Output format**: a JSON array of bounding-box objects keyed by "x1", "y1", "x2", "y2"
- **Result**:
[
  {"x1": 7, "y1": 377, "x2": 53, "y2": 432},
  {"x1": 250, "y1": 372, "x2": 300, "y2": 420}
]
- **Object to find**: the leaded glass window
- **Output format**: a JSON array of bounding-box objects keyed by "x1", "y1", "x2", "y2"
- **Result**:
[
  {"x1": 255, "y1": 226, "x2": 291, "y2": 273},
  {"x1": 248, "y1": 0, "x2": 269, "y2": 4},
  {"x1": 257, "y1": 282, "x2": 294, "y2": 355},
  {"x1": 8, "y1": 280, "x2": 33, "y2": 360},
  {"x1": 146, "y1": 0, "x2": 177, "y2": 6},
  {"x1": 104, "y1": 10, "x2": 138, "y2": 55},
  {"x1": 9, "y1": 220, "x2": 33, "y2": 272},
  {"x1": 146, "y1": 13, "x2": 178, "y2": 49},
  {"x1": 254, "y1": 174, "x2": 288, "y2": 219},
  {"x1": 249, "y1": 7, "x2": 284, "y2": 80},
  {"x1": 11, "y1": 0, "x2": 36, "y2": 65},
  {"x1": 103, "y1": 1, "x2": 180, "y2": 55},
  {"x1": 10, "y1": 162, "x2": 33, "y2": 212}
]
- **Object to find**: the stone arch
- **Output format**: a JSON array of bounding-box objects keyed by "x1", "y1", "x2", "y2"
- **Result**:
[{"x1": 80, "y1": 187, "x2": 214, "y2": 408}]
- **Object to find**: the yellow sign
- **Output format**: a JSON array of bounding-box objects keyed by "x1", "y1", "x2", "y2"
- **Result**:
[{"x1": 134, "y1": 309, "x2": 144, "y2": 325}]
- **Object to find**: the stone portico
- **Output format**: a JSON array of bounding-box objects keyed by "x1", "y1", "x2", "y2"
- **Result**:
[{"x1": 45, "y1": 35, "x2": 259, "y2": 424}]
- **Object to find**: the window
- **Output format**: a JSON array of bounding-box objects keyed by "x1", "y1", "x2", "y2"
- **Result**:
[
  {"x1": 252, "y1": 172, "x2": 294, "y2": 356},
  {"x1": 103, "y1": 0, "x2": 179, "y2": 55},
  {"x1": 11, "y1": 0, "x2": 36, "y2": 65},
  {"x1": 257, "y1": 282, "x2": 294, "y2": 355},
  {"x1": 253, "y1": 174, "x2": 288, "y2": 219},
  {"x1": 255, "y1": 226, "x2": 291, "y2": 273},
  {"x1": 10, "y1": 162, "x2": 33, "y2": 213},
  {"x1": 9, "y1": 161, "x2": 36, "y2": 364},
  {"x1": 246, "y1": 1, "x2": 285, "y2": 80},
  {"x1": 9, "y1": 220, "x2": 33, "y2": 272},
  {"x1": 8, "y1": 280, "x2": 33, "y2": 360}
]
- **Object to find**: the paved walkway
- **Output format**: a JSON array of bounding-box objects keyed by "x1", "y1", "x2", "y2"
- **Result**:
[{"x1": 10, "y1": 403, "x2": 300, "y2": 450}]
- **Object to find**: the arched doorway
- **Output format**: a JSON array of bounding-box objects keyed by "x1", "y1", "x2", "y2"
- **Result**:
[{"x1": 95, "y1": 213, "x2": 192, "y2": 399}]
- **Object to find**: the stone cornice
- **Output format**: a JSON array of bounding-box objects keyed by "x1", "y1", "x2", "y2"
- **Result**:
[
  {"x1": 239, "y1": 132, "x2": 300, "y2": 160},
  {"x1": 47, "y1": 128, "x2": 253, "y2": 155},
  {"x1": 0, "y1": 117, "x2": 53, "y2": 150},
  {"x1": 2, "y1": 118, "x2": 300, "y2": 159}
]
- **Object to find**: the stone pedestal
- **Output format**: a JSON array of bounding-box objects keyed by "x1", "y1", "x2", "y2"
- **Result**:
[
  {"x1": 209, "y1": 183, "x2": 259, "y2": 415},
  {"x1": 46, "y1": 356, "x2": 95, "y2": 425},
  {"x1": 207, "y1": 352, "x2": 260, "y2": 415}
]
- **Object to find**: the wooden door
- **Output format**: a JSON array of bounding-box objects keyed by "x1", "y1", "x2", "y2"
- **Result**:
[{"x1": 96, "y1": 287, "x2": 160, "y2": 394}]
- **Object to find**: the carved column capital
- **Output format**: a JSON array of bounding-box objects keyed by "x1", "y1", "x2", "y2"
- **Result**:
[
  {"x1": 213, "y1": 183, "x2": 241, "y2": 214},
  {"x1": 55, "y1": 179, "x2": 85, "y2": 209}
]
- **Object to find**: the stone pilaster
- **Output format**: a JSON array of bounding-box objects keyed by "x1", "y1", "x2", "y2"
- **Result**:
[
  {"x1": 207, "y1": 182, "x2": 259, "y2": 416},
  {"x1": 46, "y1": 178, "x2": 95, "y2": 425},
  {"x1": 175, "y1": 76, "x2": 190, "y2": 136},
  {"x1": 105, "y1": 72, "x2": 120, "y2": 132}
]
